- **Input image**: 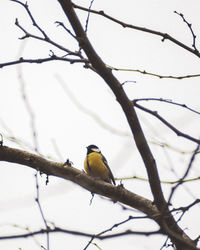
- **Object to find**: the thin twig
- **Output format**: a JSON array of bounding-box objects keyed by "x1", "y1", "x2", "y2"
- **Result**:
[
  {"x1": 173, "y1": 199, "x2": 200, "y2": 222},
  {"x1": 0, "y1": 55, "x2": 88, "y2": 68},
  {"x1": 116, "y1": 175, "x2": 200, "y2": 185},
  {"x1": 168, "y1": 144, "x2": 200, "y2": 205},
  {"x1": 174, "y1": 11, "x2": 199, "y2": 52},
  {"x1": 134, "y1": 98, "x2": 200, "y2": 115},
  {"x1": 11, "y1": 0, "x2": 48, "y2": 38},
  {"x1": 15, "y1": 18, "x2": 76, "y2": 55},
  {"x1": 84, "y1": 215, "x2": 149, "y2": 249},
  {"x1": 85, "y1": 0, "x2": 95, "y2": 32},
  {"x1": 97, "y1": 215, "x2": 148, "y2": 236},
  {"x1": 55, "y1": 21, "x2": 77, "y2": 39},
  {"x1": 35, "y1": 173, "x2": 50, "y2": 250},
  {"x1": 107, "y1": 65, "x2": 200, "y2": 80},
  {"x1": 133, "y1": 102, "x2": 200, "y2": 144},
  {"x1": 121, "y1": 80, "x2": 136, "y2": 86},
  {"x1": 0, "y1": 226, "x2": 161, "y2": 240}
]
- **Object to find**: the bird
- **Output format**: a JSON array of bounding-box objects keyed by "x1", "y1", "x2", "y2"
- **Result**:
[{"x1": 84, "y1": 145, "x2": 116, "y2": 185}]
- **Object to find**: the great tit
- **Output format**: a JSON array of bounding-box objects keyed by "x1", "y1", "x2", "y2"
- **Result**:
[{"x1": 84, "y1": 145, "x2": 116, "y2": 185}]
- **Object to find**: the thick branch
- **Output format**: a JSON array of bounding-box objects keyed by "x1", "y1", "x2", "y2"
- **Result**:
[
  {"x1": 0, "y1": 146, "x2": 158, "y2": 216},
  {"x1": 57, "y1": 0, "x2": 165, "y2": 212},
  {"x1": 0, "y1": 145, "x2": 198, "y2": 249}
]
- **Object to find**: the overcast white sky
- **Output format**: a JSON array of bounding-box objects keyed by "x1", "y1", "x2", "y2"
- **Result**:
[{"x1": 1, "y1": 0, "x2": 200, "y2": 249}]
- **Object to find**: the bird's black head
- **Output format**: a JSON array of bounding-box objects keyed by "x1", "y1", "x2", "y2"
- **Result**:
[{"x1": 86, "y1": 145, "x2": 101, "y2": 154}]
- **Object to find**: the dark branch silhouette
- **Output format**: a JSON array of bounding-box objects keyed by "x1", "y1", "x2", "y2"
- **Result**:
[
  {"x1": 0, "y1": 56, "x2": 88, "y2": 68},
  {"x1": 72, "y1": 2, "x2": 200, "y2": 58},
  {"x1": 134, "y1": 98, "x2": 200, "y2": 115},
  {"x1": 133, "y1": 101, "x2": 200, "y2": 144},
  {"x1": 174, "y1": 11, "x2": 199, "y2": 52},
  {"x1": 0, "y1": 226, "x2": 161, "y2": 241},
  {"x1": 1, "y1": 1, "x2": 200, "y2": 249}
]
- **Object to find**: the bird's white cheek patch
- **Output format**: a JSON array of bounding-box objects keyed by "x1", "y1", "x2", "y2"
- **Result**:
[{"x1": 92, "y1": 148, "x2": 101, "y2": 153}]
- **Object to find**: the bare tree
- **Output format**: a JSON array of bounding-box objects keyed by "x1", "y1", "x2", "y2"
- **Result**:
[{"x1": 0, "y1": 1, "x2": 200, "y2": 249}]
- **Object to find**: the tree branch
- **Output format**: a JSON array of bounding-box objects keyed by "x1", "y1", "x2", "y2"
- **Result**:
[
  {"x1": 14, "y1": 17, "x2": 77, "y2": 55},
  {"x1": 117, "y1": 175, "x2": 200, "y2": 185},
  {"x1": 0, "y1": 145, "x2": 159, "y2": 217},
  {"x1": 11, "y1": 0, "x2": 48, "y2": 39},
  {"x1": 55, "y1": 1, "x2": 199, "y2": 249},
  {"x1": 72, "y1": 3, "x2": 200, "y2": 58},
  {"x1": 0, "y1": 145, "x2": 199, "y2": 249},
  {"x1": 0, "y1": 55, "x2": 88, "y2": 68},
  {"x1": 134, "y1": 98, "x2": 200, "y2": 115},
  {"x1": 58, "y1": 0, "x2": 166, "y2": 213},
  {"x1": 0, "y1": 226, "x2": 161, "y2": 241},
  {"x1": 108, "y1": 65, "x2": 200, "y2": 80},
  {"x1": 133, "y1": 102, "x2": 200, "y2": 144},
  {"x1": 4, "y1": 1, "x2": 199, "y2": 249},
  {"x1": 174, "y1": 11, "x2": 199, "y2": 52}
]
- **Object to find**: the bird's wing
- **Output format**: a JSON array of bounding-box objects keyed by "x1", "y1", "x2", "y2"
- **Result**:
[{"x1": 102, "y1": 154, "x2": 116, "y2": 185}]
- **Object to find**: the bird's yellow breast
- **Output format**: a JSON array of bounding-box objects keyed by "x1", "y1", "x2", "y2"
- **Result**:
[{"x1": 84, "y1": 152, "x2": 110, "y2": 182}]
